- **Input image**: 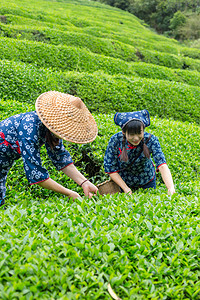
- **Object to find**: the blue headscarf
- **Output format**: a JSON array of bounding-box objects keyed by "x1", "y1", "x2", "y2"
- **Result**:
[{"x1": 114, "y1": 109, "x2": 150, "y2": 129}]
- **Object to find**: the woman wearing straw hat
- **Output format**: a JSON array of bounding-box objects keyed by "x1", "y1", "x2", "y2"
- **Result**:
[
  {"x1": 0, "y1": 91, "x2": 98, "y2": 208},
  {"x1": 104, "y1": 109, "x2": 175, "y2": 195}
]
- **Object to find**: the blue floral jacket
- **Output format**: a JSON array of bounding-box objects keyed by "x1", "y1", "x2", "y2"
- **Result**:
[
  {"x1": 104, "y1": 131, "x2": 166, "y2": 187},
  {"x1": 0, "y1": 111, "x2": 73, "y2": 184}
]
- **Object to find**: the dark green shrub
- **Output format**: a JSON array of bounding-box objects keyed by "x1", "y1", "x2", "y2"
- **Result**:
[
  {"x1": 132, "y1": 62, "x2": 200, "y2": 87},
  {"x1": 0, "y1": 37, "x2": 136, "y2": 75},
  {"x1": 0, "y1": 24, "x2": 139, "y2": 62},
  {"x1": 180, "y1": 47, "x2": 200, "y2": 60},
  {"x1": 0, "y1": 60, "x2": 199, "y2": 124},
  {"x1": 137, "y1": 48, "x2": 200, "y2": 71}
]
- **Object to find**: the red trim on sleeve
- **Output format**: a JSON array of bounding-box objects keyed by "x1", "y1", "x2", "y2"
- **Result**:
[
  {"x1": 156, "y1": 163, "x2": 167, "y2": 172},
  {"x1": 105, "y1": 170, "x2": 120, "y2": 174},
  {"x1": 30, "y1": 177, "x2": 50, "y2": 185},
  {"x1": 59, "y1": 162, "x2": 74, "y2": 171}
]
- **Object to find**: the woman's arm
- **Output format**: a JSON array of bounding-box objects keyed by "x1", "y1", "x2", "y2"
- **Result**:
[
  {"x1": 37, "y1": 178, "x2": 81, "y2": 200},
  {"x1": 158, "y1": 164, "x2": 175, "y2": 195},
  {"x1": 109, "y1": 172, "x2": 132, "y2": 194},
  {"x1": 61, "y1": 164, "x2": 98, "y2": 198}
]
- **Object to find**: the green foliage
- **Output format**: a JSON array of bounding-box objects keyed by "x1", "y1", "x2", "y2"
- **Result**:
[
  {"x1": 170, "y1": 11, "x2": 187, "y2": 31},
  {"x1": 169, "y1": 10, "x2": 187, "y2": 39},
  {"x1": 0, "y1": 0, "x2": 200, "y2": 298},
  {"x1": 0, "y1": 60, "x2": 67, "y2": 102},
  {"x1": 131, "y1": 62, "x2": 200, "y2": 86},
  {"x1": 0, "y1": 60, "x2": 200, "y2": 125},
  {"x1": 96, "y1": 0, "x2": 200, "y2": 39},
  {"x1": 1, "y1": 189, "x2": 200, "y2": 299},
  {"x1": 0, "y1": 24, "x2": 139, "y2": 62},
  {"x1": 180, "y1": 46, "x2": 200, "y2": 60},
  {"x1": 178, "y1": 14, "x2": 200, "y2": 41},
  {"x1": 1, "y1": 99, "x2": 200, "y2": 190},
  {"x1": 0, "y1": 34, "x2": 200, "y2": 73},
  {"x1": 1, "y1": 99, "x2": 200, "y2": 299},
  {"x1": 0, "y1": 37, "x2": 137, "y2": 75},
  {"x1": 190, "y1": 38, "x2": 200, "y2": 49}
]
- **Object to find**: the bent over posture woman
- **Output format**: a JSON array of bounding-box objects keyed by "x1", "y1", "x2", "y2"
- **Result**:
[
  {"x1": 0, "y1": 91, "x2": 98, "y2": 207},
  {"x1": 104, "y1": 109, "x2": 175, "y2": 195}
]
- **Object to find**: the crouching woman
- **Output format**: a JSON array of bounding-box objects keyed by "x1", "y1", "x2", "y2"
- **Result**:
[
  {"x1": 0, "y1": 91, "x2": 98, "y2": 208},
  {"x1": 104, "y1": 109, "x2": 175, "y2": 195}
]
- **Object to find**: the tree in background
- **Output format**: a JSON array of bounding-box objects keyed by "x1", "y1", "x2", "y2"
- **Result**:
[
  {"x1": 178, "y1": 14, "x2": 200, "y2": 40},
  {"x1": 94, "y1": 0, "x2": 200, "y2": 41},
  {"x1": 169, "y1": 10, "x2": 187, "y2": 39}
]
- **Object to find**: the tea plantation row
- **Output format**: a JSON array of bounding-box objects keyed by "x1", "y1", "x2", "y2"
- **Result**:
[
  {"x1": 1, "y1": 98, "x2": 199, "y2": 198},
  {"x1": 0, "y1": 98, "x2": 200, "y2": 299},
  {"x1": 0, "y1": 36, "x2": 200, "y2": 87},
  {"x1": 0, "y1": 60, "x2": 199, "y2": 125},
  {"x1": 0, "y1": 0, "x2": 200, "y2": 298},
  {"x1": 1, "y1": 35, "x2": 200, "y2": 74},
  {"x1": 1, "y1": 4, "x2": 200, "y2": 60}
]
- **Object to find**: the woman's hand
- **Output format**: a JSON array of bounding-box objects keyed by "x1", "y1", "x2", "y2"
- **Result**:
[
  {"x1": 82, "y1": 181, "x2": 98, "y2": 198},
  {"x1": 168, "y1": 187, "x2": 175, "y2": 196},
  {"x1": 124, "y1": 187, "x2": 132, "y2": 194},
  {"x1": 159, "y1": 164, "x2": 175, "y2": 196},
  {"x1": 62, "y1": 165, "x2": 97, "y2": 198},
  {"x1": 37, "y1": 178, "x2": 82, "y2": 200},
  {"x1": 68, "y1": 190, "x2": 82, "y2": 200}
]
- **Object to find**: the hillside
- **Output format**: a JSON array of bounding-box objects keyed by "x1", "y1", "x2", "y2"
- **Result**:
[
  {"x1": 0, "y1": 0, "x2": 200, "y2": 123},
  {"x1": 0, "y1": 0, "x2": 200, "y2": 299}
]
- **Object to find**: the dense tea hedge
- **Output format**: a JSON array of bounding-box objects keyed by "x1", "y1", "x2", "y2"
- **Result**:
[
  {"x1": 1, "y1": 23, "x2": 200, "y2": 64},
  {"x1": 137, "y1": 48, "x2": 200, "y2": 71},
  {"x1": 1, "y1": 187, "x2": 199, "y2": 299},
  {"x1": 1, "y1": 34, "x2": 200, "y2": 73},
  {"x1": 0, "y1": 37, "x2": 136, "y2": 75},
  {"x1": 0, "y1": 0, "x2": 200, "y2": 298},
  {"x1": 65, "y1": 72, "x2": 200, "y2": 124},
  {"x1": 0, "y1": 60, "x2": 199, "y2": 124},
  {"x1": 1, "y1": 98, "x2": 199, "y2": 194},
  {"x1": 0, "y1": 16, "x2": 180, "y2": 56},
  {"x1": 180, "y1": 46, "x2": 200, "y2": 60},
  {"x1": 131, "y1": 62, "x2": 200, "y2": 87},
  {"x1": 0, "y1": 25, "x2": 139, "y2": 62}
]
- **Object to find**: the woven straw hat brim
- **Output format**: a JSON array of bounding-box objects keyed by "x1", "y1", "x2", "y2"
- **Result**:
[{"x1": 35, "y1": 91, "x2": 98, "y2": 144}]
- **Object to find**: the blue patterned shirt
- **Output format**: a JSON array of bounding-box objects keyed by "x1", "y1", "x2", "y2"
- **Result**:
[
  {"x1": 104, "y1": 132, "x2": 166, "y2": 187},
  {"x1": 0, "y1": 111, "x2": 73, "y2": 184}
]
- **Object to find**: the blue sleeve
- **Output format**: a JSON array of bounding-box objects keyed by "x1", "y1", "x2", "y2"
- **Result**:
[
  {"x1": 104, "y1": 134, "x2": 120, "y2": 173},
  {"x1": 18, "y1": 114, "x2": 49, "y2": 184},
  {"x1": 45, "y1": 139, "x2": 73, "y2": 171},
  {"x1": 20, "y1": 138, "x2": 49, "y2": 184},
  {"x1": 148, "y1": 134, "x2": 166, "y2": 170}
]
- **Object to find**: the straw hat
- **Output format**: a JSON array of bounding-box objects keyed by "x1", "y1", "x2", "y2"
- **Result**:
[{"x1": 35, "y1": 91, "x2": 98, "y2": 144}]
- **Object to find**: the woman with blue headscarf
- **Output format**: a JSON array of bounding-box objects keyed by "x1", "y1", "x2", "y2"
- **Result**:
[{"x1": 104, "y1": 109, "x2": 175, "y2": 195}]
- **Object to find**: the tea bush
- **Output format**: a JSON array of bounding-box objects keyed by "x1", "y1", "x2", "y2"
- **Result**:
[
  {"x1": 131, "y1": 62, "x2": 200, "y2": 87},
  {"x1": 1, "y1": 36, "x2": 200, "y2": 73},
  {"x1": 1, "y1": 190, "x2": 200, "y2": 299},
  {"x1": 0, "y1": 24, "x2": 139, "y2": 62},
  {"x1": 0, "y1": 98, "x2": 200, "y2": 299},
  {"x1": 1, "y1": 23, "x2": 199, "y2": 62},
  {"x1": 180, "y1": 47, "x2": 200, "y2": 60},
  {"x1": 56, "y1": 72, "x2": 200, "y2": 124},
  {"x1": 0, "y1": 37, "x2": 136, "y2": 75},
  {"x1": 0, "y1": 60, "x2": 200, "y2": 124},
  {"x1": 1, "y1": 98, "x2": 199, "y2": 194},
  {"x1": 0, "y1": 0, "x2": 200, "y2": 298}
]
